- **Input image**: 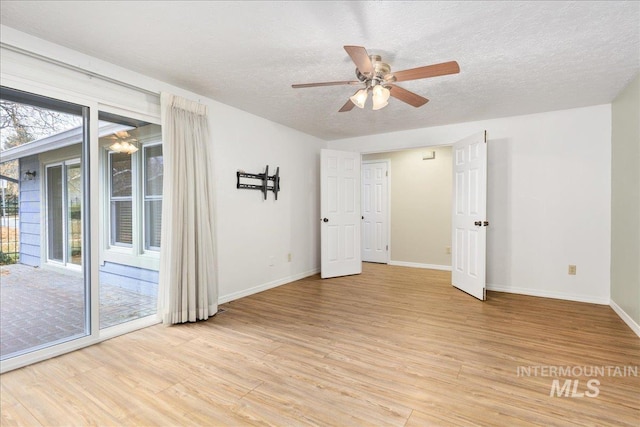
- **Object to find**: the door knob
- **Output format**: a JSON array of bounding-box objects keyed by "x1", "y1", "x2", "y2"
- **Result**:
[
  {"x1": 474, "y1": 221, "x2": 482, "y2": 226},
  {"x1": 322, "y1": 218, "x2": 329, "y2": 223}
]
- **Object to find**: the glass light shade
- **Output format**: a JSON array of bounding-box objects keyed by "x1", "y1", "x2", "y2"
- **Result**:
[
  {"x1": 123, "y1": 142, "x2": 139, "y2": 154},
  {"x1": 350, "y1": 88, "x2": 368, "y2": 109},
  {"x1": 109, "y1": 141, "x2": 138, "y2": 154},
  {"x1": 372, "y1": 85, "x2": 391, "y2": 110},
  {"x1": 372, "y1": 100, "x2": 388, "y2": 111}
]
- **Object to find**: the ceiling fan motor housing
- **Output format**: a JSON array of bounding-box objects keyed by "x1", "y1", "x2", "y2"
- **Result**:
[{"x1": 356, "y1": 55, "x2": 393, "y2": 87}]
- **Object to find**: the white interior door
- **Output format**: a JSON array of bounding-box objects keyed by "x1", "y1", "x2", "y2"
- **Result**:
[
  {"x1": 452, "y1": 131, "x2": 488, "y2": 300},
  {"x1": 361, "y1": 161, "x2": 389, "y2": 263},
  {"x1": 321, "y1": 149, "x2": 362, "y2": 279}
]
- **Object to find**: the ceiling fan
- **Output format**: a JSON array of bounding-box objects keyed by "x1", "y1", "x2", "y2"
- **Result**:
[{"x1": 292, "y1": 46, "x2": 460, "y2": 112}]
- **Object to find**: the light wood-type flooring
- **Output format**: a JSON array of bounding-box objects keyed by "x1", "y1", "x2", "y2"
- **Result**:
[{"x1": 1, "y1": 263, "x2": 639, "y2": 426}]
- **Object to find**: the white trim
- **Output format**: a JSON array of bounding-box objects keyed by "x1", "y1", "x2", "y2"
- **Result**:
[
  {"x1": 218, "y1": 268, "x2": 320, "y2": 304},
  {"x1": 610, "y1": 299, "x2": 640, "y2": 338},
  {"x1": 486, "y1": 283, "x2": 610, "y2": 305},
  {"x1": 389, "y1": 260, "x2": 452, "y2": 271}
]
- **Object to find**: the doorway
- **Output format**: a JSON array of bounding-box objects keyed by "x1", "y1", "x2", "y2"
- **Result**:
[
  {"x1": 361, "y1": 160, "x2": 390, "y2": 263},
  {"x1": 361, "y1": 146, "x2": 453, "y2": 270}
]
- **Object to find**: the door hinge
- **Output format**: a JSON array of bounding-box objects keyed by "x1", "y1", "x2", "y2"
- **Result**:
[
  {"x1": 386, "y1": 245, "x2": 389, "y2": 251},
  {"x1": 386, "y1": 170, "x2": 388, "y2": 177}
]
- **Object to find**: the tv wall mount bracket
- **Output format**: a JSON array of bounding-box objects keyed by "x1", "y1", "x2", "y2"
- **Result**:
[{"x1": 236, "y1": 165, "x2": 281, "y2": 200}]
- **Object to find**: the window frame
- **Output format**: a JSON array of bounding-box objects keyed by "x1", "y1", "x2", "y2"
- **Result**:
[
  {"x1": 108, "y1": 151, "x2": 134, "y2": 248},
  {"x1": 100, "y1": 122, "x2": 162, "y2": 271},
  {"x1": 142, "y1": 142, "x2": 163, "y2": 252}
]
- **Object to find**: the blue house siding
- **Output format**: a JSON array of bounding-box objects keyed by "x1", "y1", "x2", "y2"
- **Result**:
[
  {"x1": 19, "y1": 155, "x2": 41, "y2": 267},
  {"x1": 18, "y1": 155, "x2": 158, "y2": 297},
  {"x1": 99, "y1": 262, "x2": 158, "y2": 297}
]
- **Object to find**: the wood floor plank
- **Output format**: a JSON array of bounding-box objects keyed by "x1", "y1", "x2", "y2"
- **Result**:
[{"x1": 1, "y1": 263, "x2": 638, "y2": 426}]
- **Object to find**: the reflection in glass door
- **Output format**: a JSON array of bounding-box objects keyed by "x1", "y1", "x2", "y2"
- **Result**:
[
  {"x1": 67, "y1": 162, "x2": 82, "y2": 266},
  {"x1": 46, "y1": 160, "x2": 81, "y2": 267},
  {"x1": 98, "y1": 111, "x2": 162, "y2": 329},
  {"x1": 46, "y1": 165, "x2": 64, "y2": 262},
  {"x1": 0, "y1": 86, "x2": 88, "y2": 361}
]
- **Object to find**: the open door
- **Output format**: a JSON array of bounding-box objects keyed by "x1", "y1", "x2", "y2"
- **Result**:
[
  {"x1": 452, "y1": 131, "x2": 488, "y2": 300},
  {"x1": 320, "y1": 149, "x2": 362, "y2": 279}
]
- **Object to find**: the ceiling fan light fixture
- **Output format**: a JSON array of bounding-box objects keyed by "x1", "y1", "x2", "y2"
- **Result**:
[
  {"x1": 109, "y1": 142, "x2": 123, "y2": 152},
  {"x1": 109, "y1": 140, "x2": 138, "y2": 154},
  {"x1": 350, "y1": 88, "x2": 368, "y2": 108},
  {"x1": 372, "y1": 85, "x2": 391, "y2": 110},
  {"x1": 372, "y1": 100, "x2": 389, "y2": 111}
]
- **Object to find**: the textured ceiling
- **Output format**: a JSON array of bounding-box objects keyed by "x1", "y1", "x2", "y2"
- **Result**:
[{"x1": 1, "y1": 1, "x2": 638, "y2": 140}]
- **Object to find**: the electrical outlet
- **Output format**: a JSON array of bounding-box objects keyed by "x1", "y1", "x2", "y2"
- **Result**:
[
  {"x1": 287, "y1": 253, "x2": 292, "y2": 262},
  {"x1": 446, "y1": 247, "x2": 451, "y2": 255},
  {"x1": 568, "y1": 265, "x2": 576, "y2": 275},
  {"x1": 269, "y1": 256, "x2": 275, "y2": 267}
]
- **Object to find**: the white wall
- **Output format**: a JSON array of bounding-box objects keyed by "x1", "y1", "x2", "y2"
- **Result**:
[
  {"x1": 212, "y1": 105, "x2": 323, "y2": 302},
  {"x1": 330, "y1": 105, "x2": 612, "y2": 304},
  {"x1": 610, "y1": 73, "x2": 640, "y2": 335}
]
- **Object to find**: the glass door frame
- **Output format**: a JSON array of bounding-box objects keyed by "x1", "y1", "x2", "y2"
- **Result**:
[
  {"x1": 0, "y1": 82, "x2": 161, "y2": 373},
  {"x1": 44, "y1": 158, "x2": 82, "y2": 270}
]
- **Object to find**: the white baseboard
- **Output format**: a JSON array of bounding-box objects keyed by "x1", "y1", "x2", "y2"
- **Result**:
[
  {"x1": 610, "y1": 299, "x2": 640, "y2": 338},
  {"x1": 218, "y1": 268, "x2": 320, "y2": 304},
  {"x1": 486, "y1": 283, "x2": 610, "y2": 305},
  {"x1": 388, "y1": 260, "x2": 452, "y2": 271}
]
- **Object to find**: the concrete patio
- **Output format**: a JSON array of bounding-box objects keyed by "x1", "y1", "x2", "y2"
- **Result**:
[{"x1": 0, "y1": 263, "x2": 157, "y2": 358}]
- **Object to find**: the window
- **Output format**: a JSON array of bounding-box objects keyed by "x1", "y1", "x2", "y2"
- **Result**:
[
  {"x1": 143, "y1": 144, "x2": 163, "y2": 251},
  {"x1": 109, "y1": 152, "x2": 133, "y2": 247},
  {"x1": 100, "y1": 112, "x2": 162, "y2": 261}
]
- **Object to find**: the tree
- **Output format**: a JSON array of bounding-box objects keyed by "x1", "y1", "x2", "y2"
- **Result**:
[
  {"x1": 0, "y1": 100, "x2": 82, "y2": 197},
  {"x1": 1, "y1": 100, "x2": 81, "y2": 150}
]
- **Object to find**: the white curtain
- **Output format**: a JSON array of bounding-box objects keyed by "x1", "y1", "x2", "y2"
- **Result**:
[{"x1": 158, "y1": 92, "x2": 217, "y2": 324}]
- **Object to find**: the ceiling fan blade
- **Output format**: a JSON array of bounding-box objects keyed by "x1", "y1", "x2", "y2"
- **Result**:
[
  {"x1": 344, "y1": 45, "x2": 373, "y2": 75},
  {"x1": 392, "y1": 61, "x2": 460, "y2": 82},
  {"x1": 292, "y1": 80, "x2": 361, "y2": 89},
  {"x1": 338, "y1": 99, "x2": 355, "y2": 112},
  {"x1": 388, "y1": 84, "x2": 429, "y2": 107}
]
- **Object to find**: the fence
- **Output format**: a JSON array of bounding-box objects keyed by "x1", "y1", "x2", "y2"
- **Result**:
[{"x1": 0, "y1": 199, "x2": 19, "y2": 265}]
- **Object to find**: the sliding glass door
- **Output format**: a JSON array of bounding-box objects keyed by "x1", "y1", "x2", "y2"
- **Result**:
[
  {"x1": 1, "y1": 87, "x2": 162, "y2": 369},
  {"x1": 0, "y1": 86, "x2": 89, "y2": 360}
]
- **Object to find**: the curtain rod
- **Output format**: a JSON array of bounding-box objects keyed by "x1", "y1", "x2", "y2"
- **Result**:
[{"x1": 0, "y1": 42, "x2": 160, "y2": 98}]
